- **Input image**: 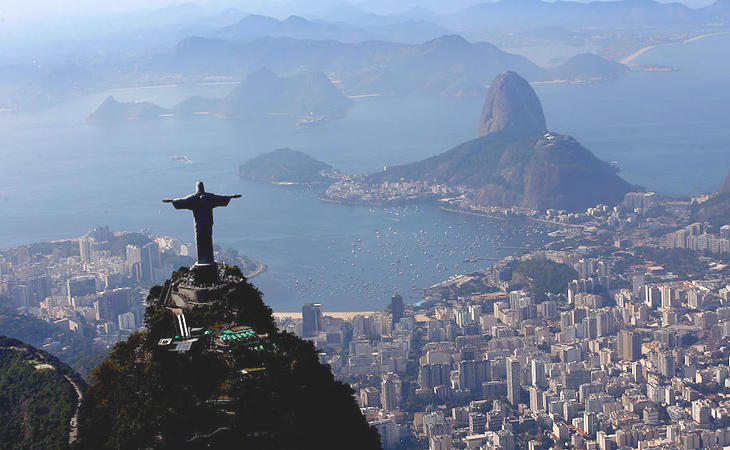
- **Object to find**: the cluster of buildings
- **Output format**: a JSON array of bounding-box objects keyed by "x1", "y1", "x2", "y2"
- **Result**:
[
  {"x1": 282, "y1": 269, "x2": 730, "y2": 449},
  {"x1": 322, "y1": 178, "x2": 466, "y2": 204},
  {"x1": 276, "y1": 190, "x2": 730, "y2": 449},
  {"x1": 665, "y1": 223, "x2": 730, "y2": 254},
  {"x1": 0, "y1": 226, "x2": 193, "y2": 347},
  {"x1": 4, "y1": 186, "x2": 730, "y2": 448}
]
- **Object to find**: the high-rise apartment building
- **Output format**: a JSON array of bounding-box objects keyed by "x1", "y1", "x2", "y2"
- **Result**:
[
  {"x1": 141, "y1": 242, "x2": 160, "y2": 283},
  {"x1": 507, "y1": 357, "x2": 521, "y2": 405},
  {"x1": 381, "y1": 373, "x2": 400, "y2": 411},
  {"x1": 391, "y1": 294, "x2": 404, "y2": 330},
  {"x1": 79, "y1": 237, "x2": 93, "y2": 263},
  {"x1": 531, "y1": 359, "x2": 546, "y2": 388},
  {"x1": 302, "y1": 303, "x2": 323, "y2": 337},
  {"x1": 618, "y1": 329, "x2": 641, "y2": 361}
]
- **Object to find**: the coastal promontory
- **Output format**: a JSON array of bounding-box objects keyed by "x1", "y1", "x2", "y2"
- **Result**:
[{"x1": 360, "y1": 71, "x2": 634, "y2": 211}]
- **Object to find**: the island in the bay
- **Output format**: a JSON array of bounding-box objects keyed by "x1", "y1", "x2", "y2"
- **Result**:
[
  {"x1": 248, "y1": 71, "x2": 635, "y2": 213},
  {"x1": 238, "y1": 148, "x2": 343, "y2": 185},
  {"x1": 88, "y1": 68, "x2": 353, "y2": 126}
]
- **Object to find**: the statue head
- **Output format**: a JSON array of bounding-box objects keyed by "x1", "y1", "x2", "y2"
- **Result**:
[{"x1": 196, "y1": 181, "x2": 205, "y2": 193}]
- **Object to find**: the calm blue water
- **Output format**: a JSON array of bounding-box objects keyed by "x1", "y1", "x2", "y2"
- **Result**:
[
  {"x1": 0, "y1": 35, "x2": 728, "y2": 310},
  {"x1": 535, "y1": 34, "x2": 730, "y2": 196}
]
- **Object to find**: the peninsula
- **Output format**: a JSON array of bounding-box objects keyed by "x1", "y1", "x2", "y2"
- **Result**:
[{"x1": 322, "y1": 71, "x2": 634, "y2": 212}]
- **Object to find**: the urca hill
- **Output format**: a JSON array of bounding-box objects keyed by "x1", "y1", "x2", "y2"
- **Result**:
[{"x1": 369, "y1": 71, "x2": 634, "y2": 211}]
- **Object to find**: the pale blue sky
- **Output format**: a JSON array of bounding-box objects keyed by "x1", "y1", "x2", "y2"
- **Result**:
[
  {"x1": 0, "y1": 0, "x2": 714, "y2": 25},
  {"x1": 0, "y1": 0, "x2": 191, "y2": 20}
]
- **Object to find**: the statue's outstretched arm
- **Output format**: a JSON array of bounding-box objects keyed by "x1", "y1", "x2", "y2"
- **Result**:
[
  {"x1": 163, "y1": 195, "x2": 196, "y2": 209},
  {"x1": 229, "y1": 194, "x2": 242, "y2": 199}
]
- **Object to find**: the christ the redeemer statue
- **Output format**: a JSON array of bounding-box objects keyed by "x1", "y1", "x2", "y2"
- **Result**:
[{"x1": 163, "y1": 181, "x2": 241, "y2": 267}]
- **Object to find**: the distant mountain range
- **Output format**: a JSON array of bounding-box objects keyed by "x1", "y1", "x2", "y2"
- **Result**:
[
  {"x1": 6, "y1": 0, "x2": 728, "y2": 112},
  {"x1": 367, "y1": 71, "x2": 634, "y2": 210},
  {"x1": 419, "y1": 0, "x2": 730, "y2": 32},
  {"x1": 260, "y1": 0, "x2": 730, "y2": 30},
  {"x1": 301, "y1": 0, "x2": 730, "y2": 34},
  {"x1": 211, "y1": 13, "x2": 454, "y2": 45},
  {"x1": 88, "y1": 69, "x2": 353, "y2": 122},
  {"x1": 172, "y1": 34, "x2": 627, "y2": 97},
  {"x1": 215, "y1": 14, "x2": 381, "y2": 43}
]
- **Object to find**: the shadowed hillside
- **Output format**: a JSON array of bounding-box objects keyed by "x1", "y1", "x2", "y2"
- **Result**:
[
  {"x1": 75, "y1": 265, "x2": 381, "y2": 449},
  {"x1": 368, "y1": 71, "x2": 633, "y2": 211},
  {"x1": 0, "y1": 336, "x2": 86, "y2": 449}
]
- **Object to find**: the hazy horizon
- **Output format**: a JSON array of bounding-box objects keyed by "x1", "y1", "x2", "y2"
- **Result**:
[
  {"x1": 0, "y1": 0, "x2": 718, "y2": 25},
  {"x1": 1, "y1": 0, "x2": 729, "y2": 447}
]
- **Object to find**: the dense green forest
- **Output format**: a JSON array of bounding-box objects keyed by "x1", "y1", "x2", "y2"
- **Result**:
[
  {"x1": 613, "y1": 247, "x2": 707, "y2": 279},
  {"x1": 238, "y1": 148, "x2": 335, "y2": 184},
  {"x1": 0, "y1": 304, "x2": 107, "y2": 378},
  {"x1": 514, "y1": 258, "x2": 578, "y2": 302},
  {"x1": 76, "y1": 265, "x2": 381, "y2": 449},
  {"x1": 0, "y1": 336, "x2": 86, "y2": 450}
]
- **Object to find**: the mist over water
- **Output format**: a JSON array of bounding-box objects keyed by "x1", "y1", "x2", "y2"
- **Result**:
[
  {"x1": 536, "y1": 34, "x2": 730, "y2": 196},
  {"x1": 1, "y1": 34, "x2": 729, "y2": 310}
]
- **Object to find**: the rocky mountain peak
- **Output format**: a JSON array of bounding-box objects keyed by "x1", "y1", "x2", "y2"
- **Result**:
[
  {"x1": 721, "y1": 169, "x2": 730, "y2": 194},
  {"x1": 478, "y1": 70, "x2": 547, "y2": 138}
]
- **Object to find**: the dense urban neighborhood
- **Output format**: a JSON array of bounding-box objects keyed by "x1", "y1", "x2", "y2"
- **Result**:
[
  {"x1": 2, "y1": 187, "x2": 730, "y2": 449},
  {"x1": 276, "y1": 190, "x2": 730, "y2": 449}
]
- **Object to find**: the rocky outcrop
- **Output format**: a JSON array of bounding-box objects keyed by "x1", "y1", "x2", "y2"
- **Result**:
[
  {"x1": 87, "y1": 96, "x2": 170, "y2": 122},
  {"x1": 693, "y1": 169, "x2": 730, "y2": 228},
  {"x1": 721, "y1": 169, "x2": 730, "y2": 194},
  {"x1": 478, "y1": 71, "x2": 547, "y2": 138},
  {"x1": 369, "y1": 71, "x2": 634, "y2": 211}
]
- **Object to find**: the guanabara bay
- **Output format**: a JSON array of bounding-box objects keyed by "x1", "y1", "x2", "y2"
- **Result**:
[{"x1": 1, "y1": 1, "x2": 730, "y2": 450}]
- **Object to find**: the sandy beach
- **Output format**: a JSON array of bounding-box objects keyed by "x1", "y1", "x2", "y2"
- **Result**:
[
  {"x1": 109, "y1": 80, "x2": 240, "y2": 92},
  {"x1": 619, "y1": 45, "x2": 657, "y2": 65},
  {"x1": 683, "y1": 31, "x2": 730, "y2": 44},
  {"x1": 245, "y1": 262, "x2": 267, "y2": 279},
  {"x1": 274, "y1": 311, "x2": 378, "y2": 320},
  {"x1": 621, "y1": 31, "x2": 730, "y2": 65}
]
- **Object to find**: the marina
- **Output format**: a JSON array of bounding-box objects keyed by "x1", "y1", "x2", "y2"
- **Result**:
[{"x1": 246, "y1": 199, "x2": 556, "y2": 310}]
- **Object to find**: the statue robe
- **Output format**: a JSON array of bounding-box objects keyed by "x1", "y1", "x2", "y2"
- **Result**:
[{"x1": 171, "y1": 192, "x2": 232, "y2": 265}]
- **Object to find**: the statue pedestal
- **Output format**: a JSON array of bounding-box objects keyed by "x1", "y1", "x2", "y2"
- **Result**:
[{"x1": 191, "y1": 263, "x2": 219, "y2": 285}]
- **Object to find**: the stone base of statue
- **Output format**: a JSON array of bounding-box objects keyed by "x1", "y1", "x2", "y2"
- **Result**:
[
  {"x1": 191, "y1": 262, "x2": 219, "y2": 285},
  {"x1": 164, "y1": 263, "x2": 232, "y2": 310}
]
